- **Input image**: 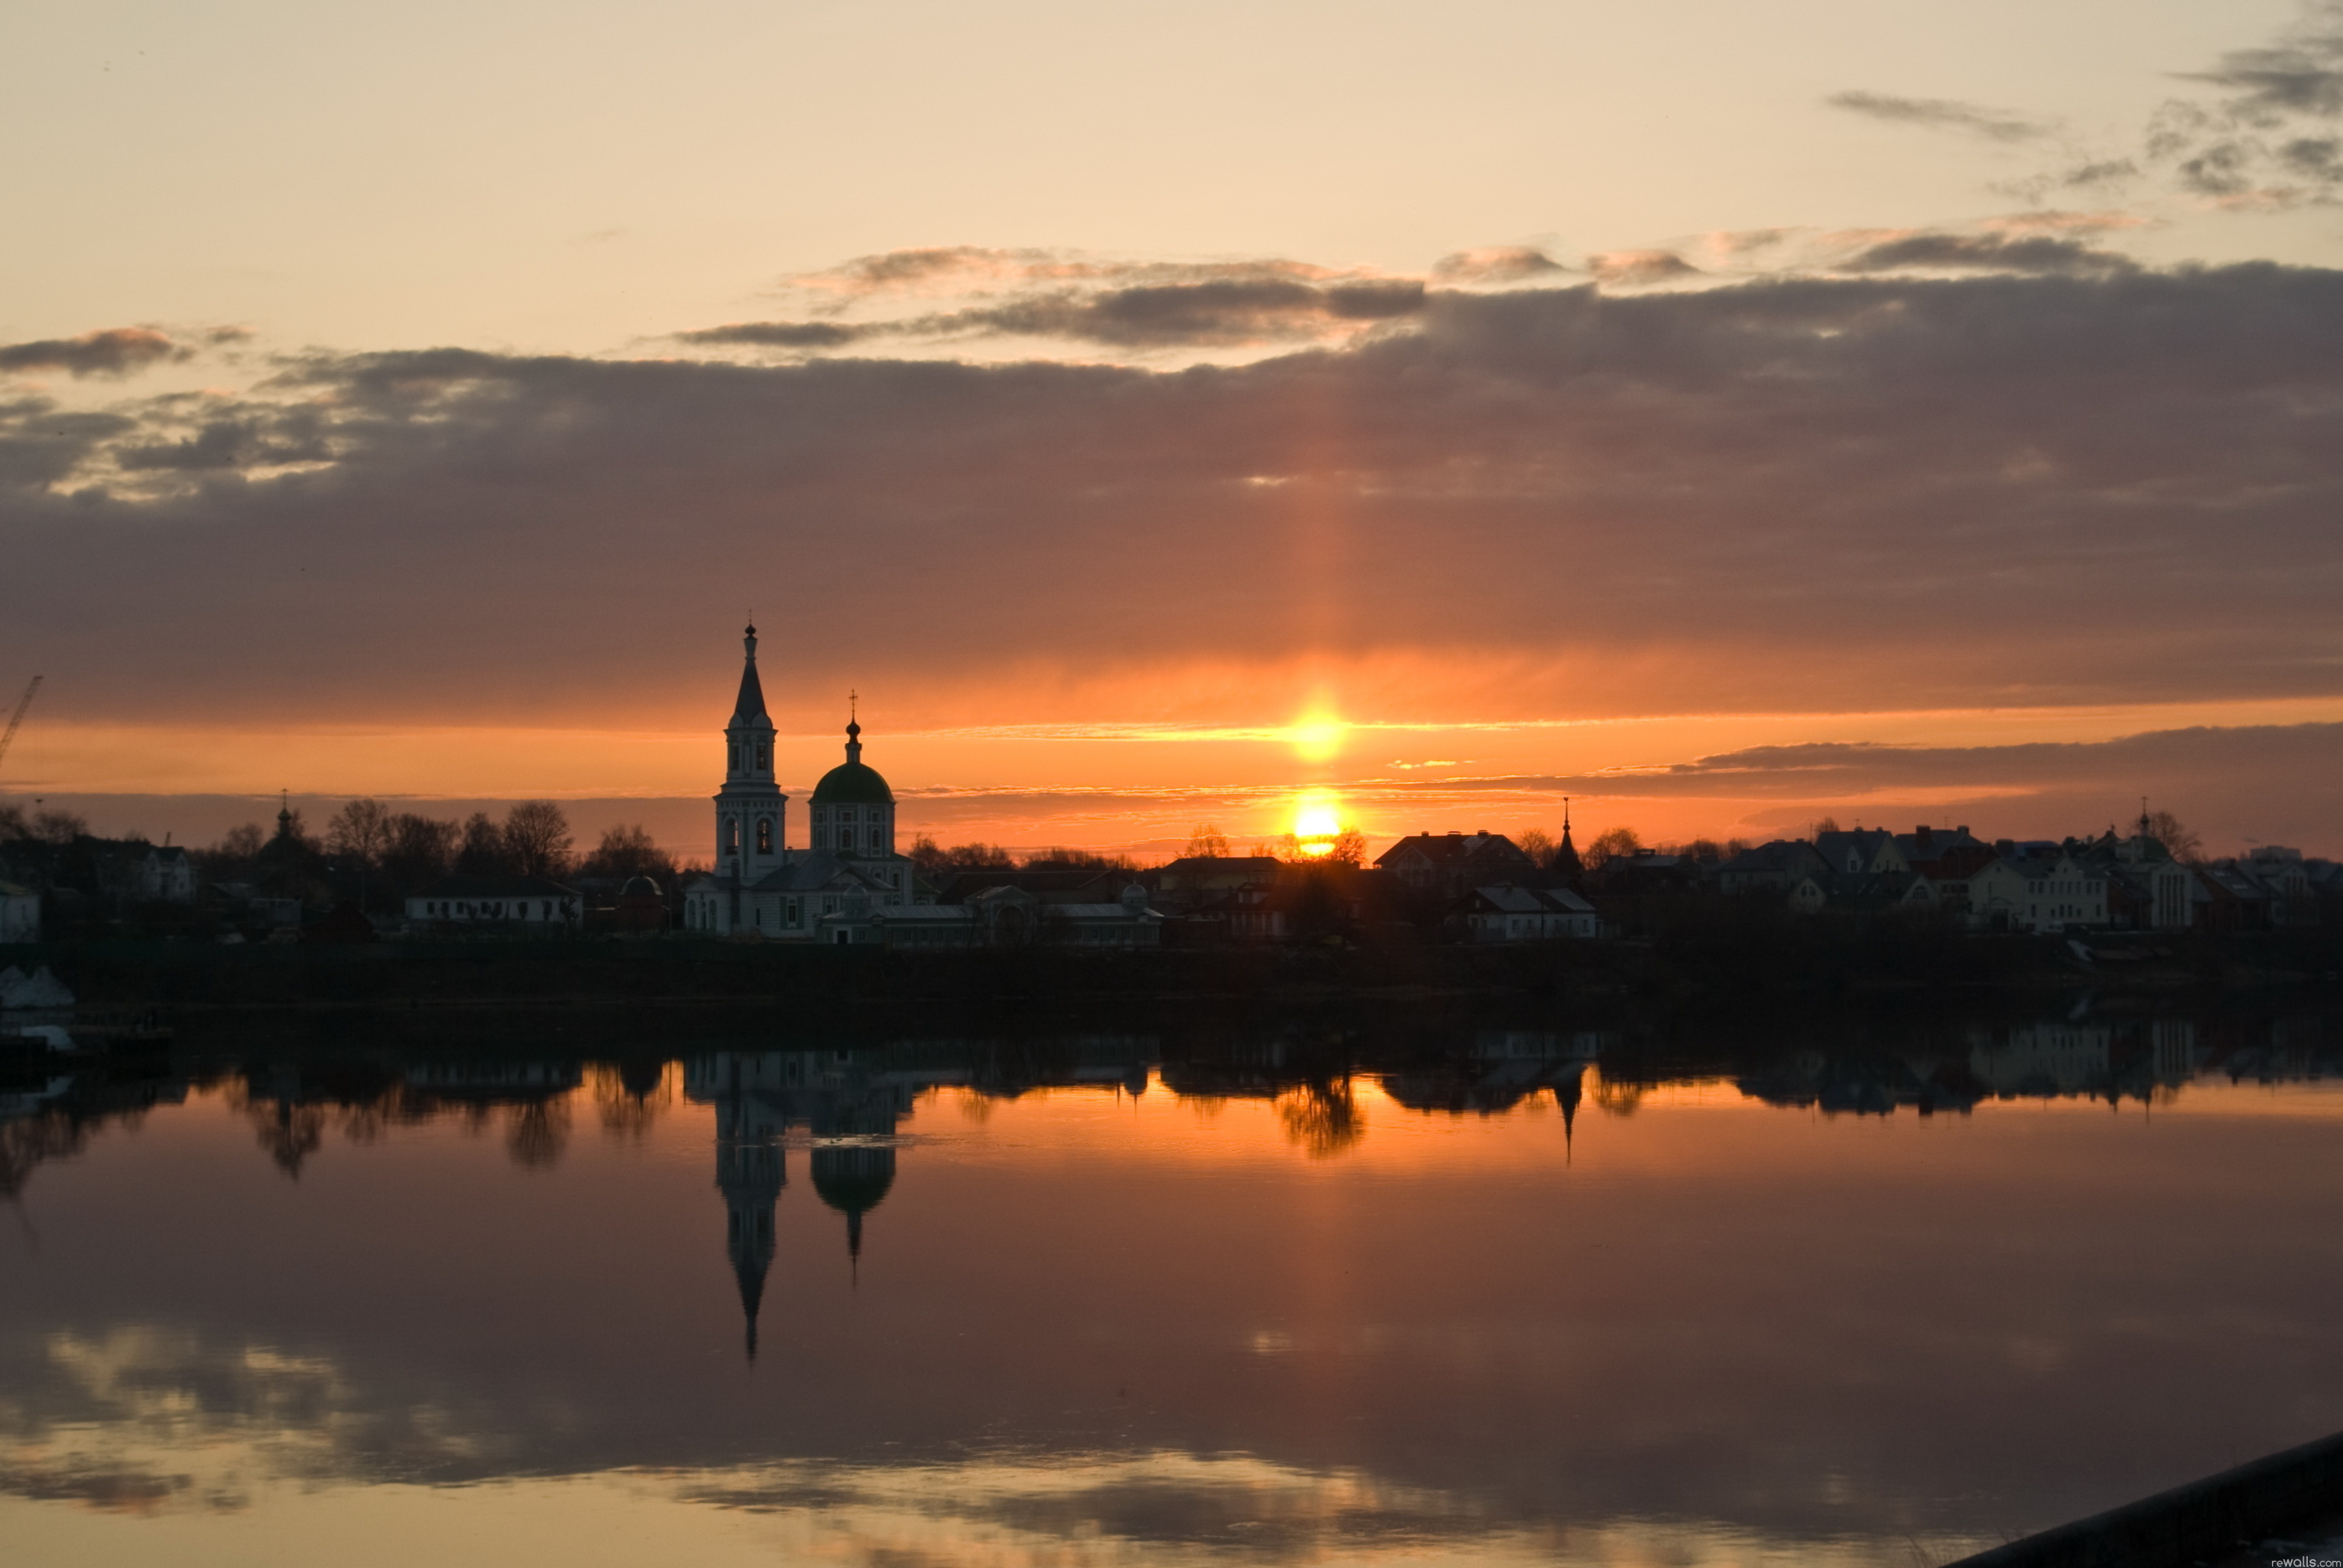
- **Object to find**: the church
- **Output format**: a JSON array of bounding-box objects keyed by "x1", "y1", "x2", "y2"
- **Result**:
[{"x1": 681, "y1": 626, "x2": 932, "y2": 939}]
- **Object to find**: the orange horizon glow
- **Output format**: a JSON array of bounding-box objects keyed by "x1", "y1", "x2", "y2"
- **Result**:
[{"x1": 5, "y1": 687, "x2": 2342, "y2": 859}]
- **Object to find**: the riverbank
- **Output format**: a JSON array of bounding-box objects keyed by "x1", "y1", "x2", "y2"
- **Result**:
[{"x1": 5, "y1": 926, "x2": 2337, "y2": 1016}]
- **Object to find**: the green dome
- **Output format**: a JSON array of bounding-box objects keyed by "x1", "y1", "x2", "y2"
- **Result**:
[
  {"x1": 811, "y1": 760, "x2": 893, "y2": 805},
  {"x1": 810, "y1": 717, "x2": 893, "y2": 805}
]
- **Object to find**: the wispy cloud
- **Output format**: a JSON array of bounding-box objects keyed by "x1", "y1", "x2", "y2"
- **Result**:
[
  {"x1": 0, "y1": 327, "x2": 188, "y2": 379},
  {"x1": 1826, "y1": 90, "x2": 2057, "y2": 143}
]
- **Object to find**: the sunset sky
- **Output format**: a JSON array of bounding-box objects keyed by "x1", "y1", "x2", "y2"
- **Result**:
[{"x1": 5, "y1": 0, "x2": 2343, "y2": 857}]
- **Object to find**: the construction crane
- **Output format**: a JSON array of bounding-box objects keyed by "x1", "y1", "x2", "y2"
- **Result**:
[{"x1": 0, "y1": 675, "x2": 42, "y2": 778}]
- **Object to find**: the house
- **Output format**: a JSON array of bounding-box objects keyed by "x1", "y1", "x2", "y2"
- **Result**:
[
  {"x1": 1462, "y1": 884, "x2": 1599, "y2": 941},
  {"x1": 1892, "y1": 824, "x2": 1986, "y2": 876},
  {"x1": 826, "y1": 881, "x2": 1162, "y2": 947},
  {"x1": 1593, "y1": 848, "x2": 1700, "y2": 895},
  {"x1": 1784, "y1": 871, "x2": 1936, "y2": 917},
  {"x1": 1963, "y1": 851, "x2": 2106, "y2": 933},
  {"x1": 2076, "y1": 823, "x2": 2198, "y2": 931},
  {"x1": 0, "y1": 880, "x2": 37, "y2": 942},
  {"x1": 1151, "y1": 855, "x2": 1284, "y2": 904},
  {"x1": 136, "y1": 846, "x2": 197, "y2": 904},
  {"x1": 1717, "y1": 840, "x2": 1828, "y2": 895},
  {"x1": 1813, "y1": 829, "x2": 1908, "y2": 878},
  {"x1": 407, "y1": 875, "x2": 582, "y2": 930},
  {"x1": 1374, "y1": 832, "x2": 1538, "y2": 898}
]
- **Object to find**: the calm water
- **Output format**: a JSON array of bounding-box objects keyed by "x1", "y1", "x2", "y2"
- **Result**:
[{"x1": 5, "y1": 1010, "x2": 2343, "y2": 1567}]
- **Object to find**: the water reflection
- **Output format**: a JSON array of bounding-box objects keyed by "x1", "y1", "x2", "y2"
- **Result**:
[{"x1": 4, "y1": 1003, "x2": 2343, "y2": 1565}]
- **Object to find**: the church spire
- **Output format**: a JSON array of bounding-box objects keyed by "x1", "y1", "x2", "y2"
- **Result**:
[
  {"x1": 731, "y1": 624, "x2": 769, "y2": 726},
  {"x1": 1551, "y1": 796, "x2": 1582, "y2": 880},
  {"x1": 844, "y1": 691, "x2": 862, "y2": 765}
]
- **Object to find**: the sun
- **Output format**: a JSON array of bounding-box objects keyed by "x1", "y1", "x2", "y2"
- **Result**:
[{"x1": 1289, "y1": 792, "x2": 1347, "y2": 858}]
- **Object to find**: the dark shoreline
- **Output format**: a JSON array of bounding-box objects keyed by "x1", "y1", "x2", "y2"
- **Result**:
[{"x1": 7, "y1": 930, "x2": 2340, "y2": 1050}]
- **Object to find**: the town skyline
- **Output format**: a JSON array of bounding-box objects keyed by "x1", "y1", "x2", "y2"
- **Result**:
[{"x1": 7, "y1": 5, "x2": 2343, "y2": 863}]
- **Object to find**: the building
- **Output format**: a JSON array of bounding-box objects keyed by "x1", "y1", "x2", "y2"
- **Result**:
[
  {"x1": 406, "y1": 875, "x2": 582, "y2": 929},
  {"x1": 683, "y1": 629, "x2": 934, "y2": 938},
  {"x1": 1717, "y1": 840, "x2": 1828, "y2": 895},
  {"x1": 823, "y1": 881, "x2": 1162, "y2": 947},
  {"x1": 136, "y1": 846, "x2": 197, "y2": 903},
  {"x1": 1375, "y1": 832, "x2": 1539, "y2": 898},
  {"x1": 0, "y1": 880, "x2": 37, "y2": 942},
  {"x1": 1462, "y1": 884, "x2": 1599, "y2": 941},
  {"x1": 1962, "y1": 850, "x2": 2106, "y2": 933}
]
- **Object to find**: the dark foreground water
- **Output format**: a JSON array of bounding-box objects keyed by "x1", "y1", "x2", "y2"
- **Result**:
[{"x1": 4, "y1": 1009, "x2": 2342, "y2": 1567}]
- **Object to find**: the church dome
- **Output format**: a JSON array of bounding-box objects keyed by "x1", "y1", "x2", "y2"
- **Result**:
[
  {"x1": 810, "y1": 717, "x2": 894, "y2": 805},
  {"x1": 812, "y1": 760, "x2": 893, "y2": 805},
  {"x1": 619, "y1": 874, "x2": 662, "y2": 900}
]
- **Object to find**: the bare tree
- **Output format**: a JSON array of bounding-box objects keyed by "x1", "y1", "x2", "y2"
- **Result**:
[
  {"x1": 455, "y1": 812, "x2": 511, "y2": 876},
  {"x1": 580, "y1": 823, "x2": 675, "y2": 881},
  {"x1": 502, "y1": 801, "x2": 573, "y2": 879},
  {"x1": 1184, "y1": 823, "x2": 1231, "y2": 858},
  {"x1": 1582, "y1": 826, "x2": 1642, "y2": 872},
  {"x1": 31, "y1": 808, "x2": 87, "y2": 845},
  {"x1": 383, "y1": 814, "x2": 460, "y2": 891},
  {"x1": 0, "y1": 803, "x2": 26, "y2": 841},
  {"x1": 325, "y1": 799, "x2": 392, "y2": 866},
  {"x1": 1810, "y1": 815, "x2": 1842, "y2": 836},
  {"x1": 2146, "y1": 808, "x2": 2203, "y2": 864},
  {"x1": 1516, "y1": 826, "x2": 1556, "y2": 866}
]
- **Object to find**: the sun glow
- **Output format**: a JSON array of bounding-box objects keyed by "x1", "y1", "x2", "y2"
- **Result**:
[{"x1": 1286, "y1": 711, "x2": 1349, "y2": 762}]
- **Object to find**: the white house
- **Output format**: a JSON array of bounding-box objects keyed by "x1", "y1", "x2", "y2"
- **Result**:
[
  {"x1": 0, "y1": 881, "x2": 38, "y2": 943},
  {"x1": 406, "y1": 876, "x2": 581, "y2": 929},
  {"x1": 137, "y1": 846, "x2": 197, "y2": 904},
  {"x1": 1462, "y1": 884, "x2": 1599, "y2": 941},
  {"x1": 1964, "y1": 853, "x2": 2106, "y2": 934}
]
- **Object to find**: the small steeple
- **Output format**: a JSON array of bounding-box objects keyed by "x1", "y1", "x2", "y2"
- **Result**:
[
  {"x1": 1551, "y1": 796, "x2": 1582, "y2": 880},
  {"x1": 275, "y1": 790, "x2": 293, "y2": 840},
  {"x1": 844, "y1": 691, "x2": 862, "y2": 765},
  {"x1": 731, "y1": 624, "x2": 769, "y2": 727}
]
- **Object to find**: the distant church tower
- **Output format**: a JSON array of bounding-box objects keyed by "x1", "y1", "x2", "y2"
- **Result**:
[{"x1": 714, "y1": 625, "x2": 788, "y2": 920}]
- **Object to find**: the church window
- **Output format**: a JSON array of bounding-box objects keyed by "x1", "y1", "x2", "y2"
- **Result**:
[
  {"x1": 757, "y1": 744, "x2": 769, "y2": 769},
  {"x1": 868, "y1": 827, "x2": 883, "y2": 850},
  {"x1": 729, "y1": 745, "x2": 739, "y2": 771},
  {"x1": 757, "y1": 818, "x2": 773, "y2": 853},
  {"x1": 726, "y1": 818, "x2": 740, "y2": 853}
]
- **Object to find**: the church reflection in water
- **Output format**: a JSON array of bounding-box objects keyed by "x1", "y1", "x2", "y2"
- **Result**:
[{"x1": 689, "y1": 1052, "x2": 919, "y2": 1358}]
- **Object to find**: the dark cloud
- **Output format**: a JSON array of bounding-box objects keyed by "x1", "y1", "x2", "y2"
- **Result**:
[
  {"x1": 676, "y1": 321, "x2": 869, "y2": 350},
  {"x1": 943, "y1": 277, "x2": 1423, "y2": 346},
  {"x1": 2126, "y1": 5, "x2": 2343, "y2": 205},
  {"x1": 0, "y1": 327, "x2": 188, "y2": 378},
  {"x1": 689, "y1": 277, "x2": 1427, "y2": 352},
  {"x1": 1836, "y1": 231, "x2": 2141, "y2": 276},
  {"x1": 6, "y1": 265, "x2": 2343, "y2": 750},
  {"x1": 2180, "y1": 1, "x2": 2343, "y2": 120},
  {"x1": 1826, "y1": 90, "x2": 2056, "y2": 143}
]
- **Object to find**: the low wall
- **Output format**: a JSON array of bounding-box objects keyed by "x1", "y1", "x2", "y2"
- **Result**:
[{"x1": 1948, "y1": 1427, "x2": 2343, "y2": 1567}]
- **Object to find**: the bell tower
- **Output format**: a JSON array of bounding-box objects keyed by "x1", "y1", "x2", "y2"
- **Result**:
[{"x1": 714, "y1": 625, "x2": 788, "y2": 921}]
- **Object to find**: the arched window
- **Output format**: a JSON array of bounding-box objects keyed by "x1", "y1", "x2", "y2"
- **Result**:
[
  {"x1": 757, "y1": 744, "x2": 769, "y2": 769},
  {"x1": 868, "y1": 826, "x2": 883, "y2": 850},
  {"x1": 729, "y1": 745, "x2": 740, "y2": 771},
  {"x1": 725, "y1": 818, "x2": 740, "y2": 853},
  {"x1": 757, "y1": 818, "x2": 773, "y2": 853}
]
